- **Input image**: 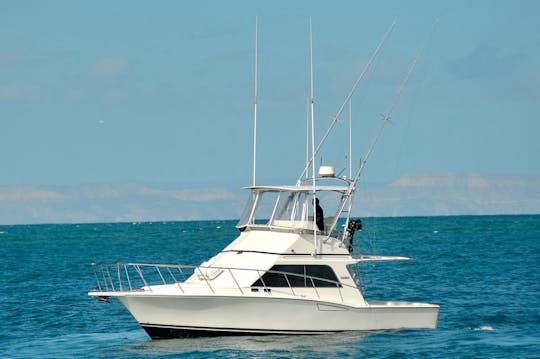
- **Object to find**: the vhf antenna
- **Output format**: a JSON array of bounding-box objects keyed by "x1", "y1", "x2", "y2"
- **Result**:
[{"x1": 252, "y1": 16, "x2": 259, "y2": 186}]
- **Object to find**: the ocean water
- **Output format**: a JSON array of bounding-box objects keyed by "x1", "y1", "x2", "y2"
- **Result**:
[{"x1": 1, "y1": 215, "x2": 539, "y2": 358}]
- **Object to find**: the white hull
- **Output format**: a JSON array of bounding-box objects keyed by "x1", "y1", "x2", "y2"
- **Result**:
[{"x1": 116, "y1": 294, "x2": 439, "y2": 338}]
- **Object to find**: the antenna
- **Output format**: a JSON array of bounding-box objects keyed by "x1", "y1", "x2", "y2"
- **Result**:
[
  {"x1": 309, "y1": 17, "x2": 315, "y2": 184},
  {"x1": 305, "y1": 97, "x2": 310, "y2": 181},
  {"x1": 252, "y1": 16, "x2": 259, "y2": 187},
  {"x1": 298, "y1": 20, "x2": 396, "y2": 182},
  {"x1": 349, "y1": 99, "x2": 352, "y2": 179},
  {"x1": 309, "y1": 17, "x2": 319, "y2": 255},
  {"x1": 309, "y1": 17, "x2": 315, "y2": 185}
]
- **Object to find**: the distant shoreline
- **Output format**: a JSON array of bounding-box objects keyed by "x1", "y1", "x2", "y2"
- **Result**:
[{"x1": 1, "y1": 213, "x2": 538, "y2": 227}]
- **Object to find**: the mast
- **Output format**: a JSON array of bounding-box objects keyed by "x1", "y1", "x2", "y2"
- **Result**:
[
  {"x1": 252, "y1": 16, "x2": 259, "y2": 187},
  {"x1": 309, "y1": 17, "x2": 318, "y2": 255}
]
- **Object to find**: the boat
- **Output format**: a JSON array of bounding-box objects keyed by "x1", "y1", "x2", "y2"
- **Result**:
[
  {"x1": 88, "y1": 20, "x2": 439, "y2": 339},
  {"x1": 89, "y1": 172, "x2": 439, "y2": 338}
]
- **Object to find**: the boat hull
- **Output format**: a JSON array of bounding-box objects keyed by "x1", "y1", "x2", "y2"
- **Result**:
[{"x1": 117, "y1": 294, "x2": 439, "y2": 339}]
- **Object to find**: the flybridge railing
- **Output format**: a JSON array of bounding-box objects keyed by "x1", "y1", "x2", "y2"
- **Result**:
[{"x1": 90, "y1": 263, "x2": 356, "y2": 303}]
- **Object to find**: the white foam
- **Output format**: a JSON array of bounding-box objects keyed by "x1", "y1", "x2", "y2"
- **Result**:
[{"x1": 473, "y1": 325, "x2": 494, "y2": 331}]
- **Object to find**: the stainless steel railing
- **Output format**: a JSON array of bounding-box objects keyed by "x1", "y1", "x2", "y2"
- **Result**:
[{"x1": 90, "y1": 262, "x2": 355, "y2": 303}]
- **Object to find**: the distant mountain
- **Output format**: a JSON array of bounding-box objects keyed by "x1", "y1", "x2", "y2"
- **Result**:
[
  {"x1": 0, "y1": 184, "x2": 243, "y2": 225},
  {"x1": 355, "y1": 173, "x2": 540, "y2": 217},
  {"x1": 0, "y1": 173, "x2": 538, "y2": 225}
]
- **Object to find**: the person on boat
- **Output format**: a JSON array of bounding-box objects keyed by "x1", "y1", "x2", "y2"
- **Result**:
[{"x1": 315, "y1": 198, "x2": 324, "y2": 231}]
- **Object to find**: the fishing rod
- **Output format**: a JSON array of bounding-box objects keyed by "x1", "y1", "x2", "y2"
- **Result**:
[{"x1": 297, "y1": 19, "x2": 397, "y2": 182}]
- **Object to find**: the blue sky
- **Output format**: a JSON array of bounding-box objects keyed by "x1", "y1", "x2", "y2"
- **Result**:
[{"x1": 1, "y1": 0, "x2": 539, "y2": 190}]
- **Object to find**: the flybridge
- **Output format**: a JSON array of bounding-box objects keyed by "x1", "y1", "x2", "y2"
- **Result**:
[
  {"x1": 237, "y1": 183, "x2": 351, "y2": 234},
  {"x1": 237, "y1": 173, "x2": 355, "y2": 235},
  {"x1": 248, "y1": 17, "x2": 435, "y2": 239}
]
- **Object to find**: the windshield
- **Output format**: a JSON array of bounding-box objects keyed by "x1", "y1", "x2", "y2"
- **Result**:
[
  {"x1": 274, "y1": 192, "x2": 309, "y2": 221},
  {"x1": 237, "y1": 188, "x2": 347, "y2": 232}
]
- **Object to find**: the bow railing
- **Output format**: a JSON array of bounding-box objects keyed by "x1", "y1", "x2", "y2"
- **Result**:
[{"x1": 90, "y1": 262, "x2": 356, "y2": 304}]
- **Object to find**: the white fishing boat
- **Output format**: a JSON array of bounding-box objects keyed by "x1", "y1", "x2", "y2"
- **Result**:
[{"x1": 89, "y1": 20, "x2": 439, "y2": 338}]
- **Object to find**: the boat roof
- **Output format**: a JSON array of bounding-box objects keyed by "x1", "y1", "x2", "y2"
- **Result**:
[{"x1": 245, "y1": 185, "x2": 351, "y2": 193}]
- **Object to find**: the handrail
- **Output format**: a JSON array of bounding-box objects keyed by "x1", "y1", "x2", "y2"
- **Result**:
[
  {"x1": 90, "y1": 262, "x2": 353, "y2": 303},
  {"x1": 242, "y1": 223, "x2": 343, "y2": 239}
]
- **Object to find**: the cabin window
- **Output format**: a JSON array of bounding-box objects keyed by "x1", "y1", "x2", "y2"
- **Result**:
[{"x1": 252, "y1": 265, "x2": 340, "y2": 288}]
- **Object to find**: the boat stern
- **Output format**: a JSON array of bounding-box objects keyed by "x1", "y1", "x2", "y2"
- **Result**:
[{"x1": 366, "y1": 301, "x2": 440, "y2": 329}]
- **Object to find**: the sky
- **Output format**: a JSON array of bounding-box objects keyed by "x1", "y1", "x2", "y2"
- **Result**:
[{"x1": 1, "y1": 1, "x2": 539, "y2": 223}]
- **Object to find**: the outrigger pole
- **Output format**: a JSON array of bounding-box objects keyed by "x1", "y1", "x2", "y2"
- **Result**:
[
  {"x1": 349, "y1": 99, "x2": 353, "y2": 179},
  {"x1": 325, "y1": 19, "x2": 438, "y2": 245},
  {"x1": 297, "y1": 20, "x2": 396, "y2": 182},
  {"x1": 353, "y1": 18, "x2": 439, "y2": 185},
  {"x1": 252, "y1": 16, "x2": 259, "y2": 187},
  {"x1": 333, "y1": 19, "x2": 438, "y2": 242},
  {"x1": 305, "y1": 97, "x2": 310, "y2": 181},
  {"x1": 309, "y1": 17, "x2": 319, "y2": 255}
]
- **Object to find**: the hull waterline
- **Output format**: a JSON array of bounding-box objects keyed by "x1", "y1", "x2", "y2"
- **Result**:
[{"x1": 114, "y1": 294, "x2": 439, "y2": 339}]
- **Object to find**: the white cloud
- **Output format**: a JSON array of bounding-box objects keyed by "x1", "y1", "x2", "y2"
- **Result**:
[
  {"x1": 39, "y1": 184, "x2": 236, "y2": 202},
  {"x1": 0, "y1": 187, "x2": 67, "y2": 201},
  {"x1": 0, "y1": 47, "x2": 37, "y2": 66},
  {"x1": 170, "y1": 188, "x2": 236, "y2": 201},
  {"x1": 0, "y1": 84, "x2": 40, "y2": 101},
  {"x1": 92, "y1": 56, "x2": 129, "y2": 77}
]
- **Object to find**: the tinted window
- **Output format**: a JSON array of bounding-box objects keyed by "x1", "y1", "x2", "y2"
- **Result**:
[
  {"x1": 252, "y1": 265, "x2": 339, "y2": 288},
  {"x1": 305, "y1": 265, "x2": 340, "y2": 287}
]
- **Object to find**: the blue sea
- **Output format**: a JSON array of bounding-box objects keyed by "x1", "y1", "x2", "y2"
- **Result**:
[{"x1": 1, "y1": 215, "x2": 539, "y2": 358}]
